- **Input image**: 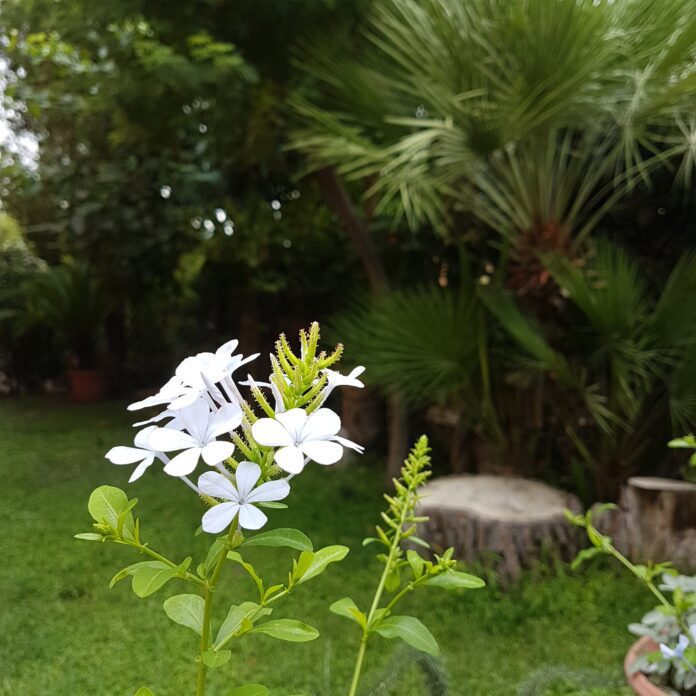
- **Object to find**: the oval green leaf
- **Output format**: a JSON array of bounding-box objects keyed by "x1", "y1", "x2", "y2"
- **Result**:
[
  {"x1": 132, "y1": 563, "x2": 177, "y2": 598},
  {"x1": 88, "y1": 486, "x2": 129, "y2": 527},
  {"x1": 201, "y1": 649, "x2": 231, "y2": 669},
  {"x1": 296, "y1": 545, "x2": 349, "y2": 584},
  {"x1": 252, "y1": 619, "x2": 319, "y2": 642},
  {"x1": 374, "y1": 615, "x2": 439, "y2": 656},
  {"x1": 425, "y1": 570, "x2": 485, "y2": 590},
  {"x1": 242, "y1": 528, "x2": 313, "y2": 552},
  {"x1": 163, "y1": 594, "x2": 205, "y2": 635}
]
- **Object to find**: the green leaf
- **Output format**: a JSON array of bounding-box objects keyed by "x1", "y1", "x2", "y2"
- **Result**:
[
  {"x1": 201, "y1": 650, "x2": 231, "y2": 669},
  {"x1": 256, "y1": 502, "x2": 288, "y2": 510},
  {"x1": 296, "y1": 545, "x2": 349, "y2": 584},
  {"x1": 109, "y1": 566, "x2": 132, "y2": 589},
  {"x1": 226, "y1": 686, "x2": 269, "y2": 696},
  {"x1": 385, "y1": 567, "x2": 401, "y2": 592},
  {"x1": 242, "y1": 528, "x2": 313, "y2": 552},
  {"x1": 132, "y1": 563, "x2": 177, "y2": 598},
  {"x1": 215, "y1": 601, "x2": 268, "y2": 646},
  {"x1": 425, "y1": 570, "x2": 485, "y2": 590},
  {"x1": 374, "y1": 615, "x2": 439, "y2": 656},
  {"x1": 406, "y1": 550, "x2": 425, "y2": 578},
  {"x1": 74, "y1": 533, "x2": 104, "y2": 541},
  {"x1": 204, "y1": 538, "x2": 228, "y2": 576},
  {"x1": 227, "y1": 552, "x2": 264, "y2": 597},
  {"x1": 571, "y1": 546, "x2": 605, "y2": 570},
  {"x1": 252, "y1": 619, "x2": 319, "y2": 642},
  {"x1": 87, "y1": 486, "x2": 129, "y2": 527},
  {"x1": 134, "y1": 689, "x2": 155, "y2": 696},
  {"x1": 163, "y1": 594, "x2": 205, "y2": 635},
  {"x1": 329, "y1": 597, "x2": 366, "y2": 628}
]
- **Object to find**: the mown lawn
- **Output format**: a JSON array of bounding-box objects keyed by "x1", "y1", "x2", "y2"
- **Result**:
[{"x1": 0, "y1": 399, "x2": 650, "y2": 696}]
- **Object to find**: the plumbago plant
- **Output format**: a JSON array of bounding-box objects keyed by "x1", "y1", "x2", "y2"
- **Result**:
[
  {"x1": 567, "y1": 508, "x2": 696, "y2": 694},
  {"x1": 76, "y1": 323, "x2": 367, "y2": 696},
  {"x1": 334, "y1": 436, "x2": 485, "y2": 696}
]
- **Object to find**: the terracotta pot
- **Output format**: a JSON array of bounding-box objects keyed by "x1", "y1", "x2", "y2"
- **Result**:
[
  {"x1": 66, "y1": 368, "x2": 108, "y2": 403},
  {"x1": 625, "y1": 636, "x2": 668, "y2": 696}
]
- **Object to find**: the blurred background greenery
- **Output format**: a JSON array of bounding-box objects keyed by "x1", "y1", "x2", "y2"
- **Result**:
[{"x1": 1, "y1": 1, "x2": 695, "y2": 692}]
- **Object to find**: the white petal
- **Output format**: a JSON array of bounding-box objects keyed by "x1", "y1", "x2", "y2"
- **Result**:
[
  {"x1": 163, "y1": 447, "x2": 202, "y2": 476},
  {"x1": 129, "y1": 456, "x2": 155, "y2": 482},
  {"x1": 208, "y1": 402, "x2": 243, "y2": 439},
  {"x1": 128, "y1": 376, "x2": 183, "y2": 411},
  {"x1": 179, "y1": 398, "x2": 211, "y2": 441},
  {"x1": 229, "y1": 351, "x2": 260, "y2": 375},
  {"x1": 238, "y1": 503, "x2": 267, "y2": 530},
  {"x1": 270, "y1": 381, "x2": 285, "y2": 413},
  {"x1": 201, "y1": 440, "x2": 235, "y2": 466},
  {"x1": 302, "y1": 408, "x2": 341, "y2": 441},
  {"x1": 660, "y1": 644, "x2": 675, "y2": 659},
  {"x1": 175, "y1": 356, "x2": 207, "y2": 388},
  {"x1": 276, "y1": 408, "x2": 308, "y2": 440},
  {"x1": 233, "y1": 461, "x2": 262, "y2": 499},
  {"x1": 132, "y1": 411, "x2": 177, "y2": 427},
  {"x1": 301, "y1": 439, "x2": 343, "y2": 465},
  {"x1": 252, "y1": 418, "x2": 293, "y2": 447},
  {"x1": 133, "y1": 425, "x2": 157, "y2": 449},
  {"x1": 246, "y1": 478, "x2": 290, "y2": 504},
  {"x1": 198, "y1": 471, "x2": 238, "y2": 501},
  {"x1": 274, "y1": 445, "x2": 306, "y2": 474},
  {"x1": 149, "y1": 427, "x2": 198, "y2": 452},
  {"x1": 202, "y1": 502, "x2": 239, "y2": 534},
  {"x1": 106, "y1": 446, "x2": 148, "y2": 465},
  {"x1": 215, "y1": 339, "x2": 239, "y2": 360},
  {"x1": 333, "y1": 434, "x2": 365, "y2": 453},
  {"x1": 168, "y1": 389, "x2": 203, "y2": 410}
]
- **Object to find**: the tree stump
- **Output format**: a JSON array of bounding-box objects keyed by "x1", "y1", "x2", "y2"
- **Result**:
[
  {"x1": 417, "y1": 475, "x2": 581, "y2": 581},
  {"x1": 594, "y1": 477, "x2": 696, "y2": 572}
]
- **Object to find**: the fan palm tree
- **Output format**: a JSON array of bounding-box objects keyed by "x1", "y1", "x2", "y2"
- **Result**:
[
  {"x1": 482, "y1": 243, "x2": 696, "y2": 497},
  {"x1": 292, "y1": 0, "x2": 696, "y2": 293}
]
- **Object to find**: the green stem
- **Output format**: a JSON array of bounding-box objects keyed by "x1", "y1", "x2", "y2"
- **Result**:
[
  {"x1": 196, "y1": 521, "x2": 238, "y2": 696},
  {"x1": 115, "y1": 540, "x2": 205, "y2": 587},
  {"x1": 608, "y1": 545, "x2": 691, "y2": 635},
  {"x1": 347, "y1": 483, "x2": 416, "y2": 696},
  {"x1": 348, "y1": 638, "x2": 368, "y2": 696}
]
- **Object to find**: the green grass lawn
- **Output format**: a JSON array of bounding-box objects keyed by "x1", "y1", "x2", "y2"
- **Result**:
[{"x1": 0, "y1": 399, "x2": 651, "y2": 696}]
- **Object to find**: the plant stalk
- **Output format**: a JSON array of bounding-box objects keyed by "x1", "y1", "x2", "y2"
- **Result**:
[{"x1": 196, "y1": 521, "x2": 238, "y2": 696}]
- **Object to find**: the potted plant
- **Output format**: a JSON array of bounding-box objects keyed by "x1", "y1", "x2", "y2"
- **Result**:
[
  {"x1": 24, "y1": 259, "x2": 111, "y2": 401},
  {"x1": 569, "y1": 511, "x2": 696, "y2": 696}
]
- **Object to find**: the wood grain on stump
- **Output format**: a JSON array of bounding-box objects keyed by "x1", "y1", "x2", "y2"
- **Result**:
[
  {"x1": 594, "y1": 476, "x2": 696, "y2": 572},
  {"x1": 417, "y1": 475, "x2": 581, "y2": 581}
]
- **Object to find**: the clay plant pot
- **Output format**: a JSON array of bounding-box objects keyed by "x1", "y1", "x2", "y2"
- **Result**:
[
  {"x1": 66, "y1": 368, "x2": 108, "y2": 403},
  {"x1": 625, "y1": 636, "x2": 668, "y2": 696}
]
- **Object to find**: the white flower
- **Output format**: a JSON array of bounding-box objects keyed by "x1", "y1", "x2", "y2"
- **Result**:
[
  {"x1": 324, "y1": 365, "x2": 365, "y2": 392},
  {"x1": 251, "y1": 407, "x2": 363, "y2": 474},
  {"x1": 105, "y1": 426, "x2": 161, "y2": 482},
  {"x1": 148, "y1": 398, "x2": 242, "y2": 476},
  {"x1": 198, "y1": 462, "x2": 290, "y2": 533},
  {"x1": 660, "y1": 633, "x2": 690, "y2": 660},
  {"x1": 128, "y1": 339, "x2": 258, "y2": 412}
]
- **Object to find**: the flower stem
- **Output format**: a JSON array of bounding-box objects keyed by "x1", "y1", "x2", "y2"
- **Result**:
[
  {"x1": 196, "y1": 521, "x2": 238, "y2": 696},
  {"x1": 347, "y1": 477, "x2": 417, "y2": 696}
]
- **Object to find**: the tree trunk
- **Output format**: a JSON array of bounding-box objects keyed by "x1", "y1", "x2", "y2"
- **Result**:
[
  {"x1": 315, "y1": 166, "x2": 407, "y2": 478},
  {"x1": 594, "y1": 476, "x2": 696, "y2": 571},
  {"x1": 417, "y1": 474, "x2": 582, "y2": 582}
]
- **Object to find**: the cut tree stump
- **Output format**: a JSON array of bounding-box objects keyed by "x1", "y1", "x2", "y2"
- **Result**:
[
  {"x1": 417, "y1": 475, "x2": 581, "y2": 581},
  {"x1": 593, "y1": 476, "x2": 696, "y2": 572}
]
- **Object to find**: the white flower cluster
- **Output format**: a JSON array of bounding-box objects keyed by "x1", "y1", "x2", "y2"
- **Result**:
[{"x1": 105, "y1": 339, "x2": 365, "y2": 533}]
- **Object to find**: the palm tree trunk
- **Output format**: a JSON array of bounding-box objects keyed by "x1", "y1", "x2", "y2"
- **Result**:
[{"x1": 315, "y1": 166, "x2": 407, "y2": 479}]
